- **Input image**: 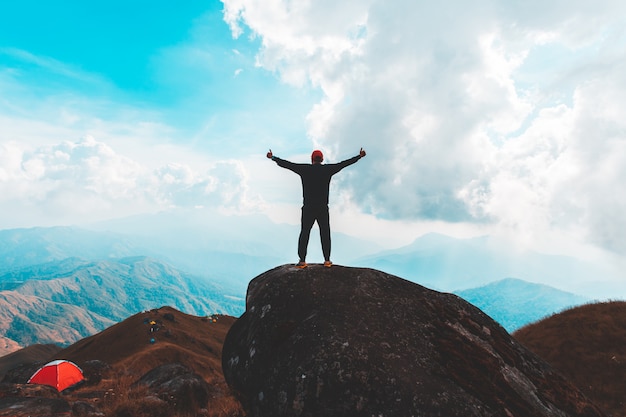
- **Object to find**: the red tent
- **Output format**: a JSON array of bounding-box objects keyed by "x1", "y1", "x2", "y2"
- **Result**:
[{"x1": 27, "y1": 359, "x2": 84, "y2": 392}]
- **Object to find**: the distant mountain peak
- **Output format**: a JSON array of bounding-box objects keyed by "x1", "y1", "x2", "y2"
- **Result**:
[{"x1": 456, "y1": 278, "x2": 589, "y2": 332}]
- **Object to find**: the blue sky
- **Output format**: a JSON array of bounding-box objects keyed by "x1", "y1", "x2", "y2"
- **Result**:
[
  {"x1": 1, "y1": 2, "x2": 209, "y2": 90},
  {"x1": 0, "y1": 0, "x2": 317, "y2": 155},
  {"x1": 2, "y1": 0, "x2": 626, "y2": 285}
]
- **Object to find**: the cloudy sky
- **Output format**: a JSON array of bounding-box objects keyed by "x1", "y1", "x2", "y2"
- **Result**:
[{"x1": 1, "y1": 1, "x2": 626, "y2": 267}]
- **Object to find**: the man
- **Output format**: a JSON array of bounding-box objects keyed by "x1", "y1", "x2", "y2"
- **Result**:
[{"x1": 267, "y1": 147, "x2": 366, "y2": 268}]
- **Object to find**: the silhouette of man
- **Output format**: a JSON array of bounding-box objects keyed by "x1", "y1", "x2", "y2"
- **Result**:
[{"x1": 267, "y1": 148, "x2": 366, "y2": 268}]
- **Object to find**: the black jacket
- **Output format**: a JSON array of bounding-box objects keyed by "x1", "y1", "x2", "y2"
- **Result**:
[{"x1": 273, "y1": 155, "x2": 361, "y2": 207}]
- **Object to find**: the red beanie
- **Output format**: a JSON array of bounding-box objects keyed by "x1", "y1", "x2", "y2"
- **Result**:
[{"x1": 311, "y1": 150, "x2": 324, "y2": 163}]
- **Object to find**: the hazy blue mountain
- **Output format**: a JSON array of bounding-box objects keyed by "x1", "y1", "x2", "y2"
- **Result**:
[
  {"x1": 88, "y1": 208, "x2": 383, "y2": 288},
  {"x1": 0, "y1": 219, "x2": 606, "y2": 352},
  {"x1": 1, "y1": 209, "x2": 383, "y2": 292},
  {"x1": 0, "y1": 227, "x2": 140, "y2": 272},
  {"x1": 0, "y1": 256, "x2": 245, "y2": 352},
  {"x1": 0, "y1": 214, "x2": 381, "y2": 352},
  {"x1": 356, "y1": 233, "x2": 606, "y2": 294},
  {"x1": 1, "y1": 256, "x2": 243, "y2": 319},
  {"x1": 0, "y1": 224, "x2": 272, "y2": 292},
  {"x1": 455, "y1": 278, "x2": 590, "y2": 332}
]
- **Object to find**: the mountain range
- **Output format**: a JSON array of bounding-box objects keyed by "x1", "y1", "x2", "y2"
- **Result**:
[
  {"x1": 3, "y1": 209, "x2": 616, "y2": 295},
  {"x1": 0, "y1": 256, "x2": 586, "y2": 354},
  {"x1": 0, "y1": 255, "x2": 244, "y2": 356},
  {"x1": 0, "y1": 214, "x2": 608, "y2": 355},
  {"x1": 1, "y1": 210, "x2": 383, "y2": 291},
  {"x1": 355, "y1": 232, "x2": 615, "y2": 295}
]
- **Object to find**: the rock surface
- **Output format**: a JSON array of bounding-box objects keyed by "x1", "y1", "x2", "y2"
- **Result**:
[
  {"x1": 134, "y1": 362, "x2": 210, "y2": 412},
  {"x1": 222, "y1": 264, "x2": 606, "y2": 417},
  {"x1": 0, "y1": 397, "x2": 71, "y2": 417},
  {"x1": 0, "y1": 383, "x2": 70, "y2": 417}
]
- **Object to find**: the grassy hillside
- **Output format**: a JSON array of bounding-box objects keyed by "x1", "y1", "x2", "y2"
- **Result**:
[
  {"x1": 514, "y1": 301, "x2": 626, "y2": 417},
  {"x1": 2, "y1": 306, "x2": 244, "y2": 417}
]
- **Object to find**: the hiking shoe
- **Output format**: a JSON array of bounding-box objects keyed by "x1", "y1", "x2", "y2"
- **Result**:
[
  {"x1": 324, "y1": 260, "x2": 333, "y2": 268},
  {"x1": 295, "y1": 261, "x2": 308, "y2": 269}
]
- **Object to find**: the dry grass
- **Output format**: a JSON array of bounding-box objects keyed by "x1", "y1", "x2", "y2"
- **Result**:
[
  {"x1": 99, "y1": 373, "x2": 149, "y2": 415},
  {"x1": 514, "y1": 301, "x2": 626, "y2": 417},
  {"x1": 68, "y1": 367, "x2": 245, "y2": 417}
]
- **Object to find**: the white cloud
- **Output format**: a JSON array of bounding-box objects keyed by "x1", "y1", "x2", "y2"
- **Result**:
[
  {"x1": 221, "y1": 0, "x2": 626, "y2": 254},
  {"x1": 0, "y1": 137, "x2": 263, "y2": 228},
  {"x1": 153, "y1": 159, "x2": 262, "y2": 212},
  {"x1": 2, "y1": 0, "x2": 625, "y2": 260},
  {"x1": 460, "y1": 50, "x2": 626, "y2": 253}
]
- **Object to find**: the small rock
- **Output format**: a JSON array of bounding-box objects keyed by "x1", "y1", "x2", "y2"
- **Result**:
[{"x1": 134, "y1": 363, "x2": 210, "y2": 414}]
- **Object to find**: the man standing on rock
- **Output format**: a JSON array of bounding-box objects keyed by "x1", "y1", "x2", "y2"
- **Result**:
[{"x1": 267, "y1": 148, "x2": 366, "y2": 269}]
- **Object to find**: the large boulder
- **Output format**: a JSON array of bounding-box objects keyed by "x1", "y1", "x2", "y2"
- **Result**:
[{"x1": 222, "y1": 264, "x2": 606, "y2": 417}]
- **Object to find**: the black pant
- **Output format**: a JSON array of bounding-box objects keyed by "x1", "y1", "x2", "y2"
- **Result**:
[{"x1": 298, "y1": 205, "x2": 331, "y2": 262}]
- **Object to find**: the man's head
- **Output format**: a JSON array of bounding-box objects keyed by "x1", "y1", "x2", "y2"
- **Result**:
[{"x1": 311, "y1": 149, "x2": 324, "y2": 164}]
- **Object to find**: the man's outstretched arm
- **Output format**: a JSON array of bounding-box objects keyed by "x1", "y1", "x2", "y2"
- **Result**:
[
  {"x1": 346, "y1": 147, "x2": 367, "y2": 164},
  {"x1": 266, "y1": 149, "x2": 304, "y2": 172},
  {"x1": 328, "y1": 148, "x2": 367, "y2": 174}
]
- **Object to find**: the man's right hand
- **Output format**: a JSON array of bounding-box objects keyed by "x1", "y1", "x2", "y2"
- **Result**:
[{"x1": 267, "y1": 149, "x2": 273, "y2": 159}]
